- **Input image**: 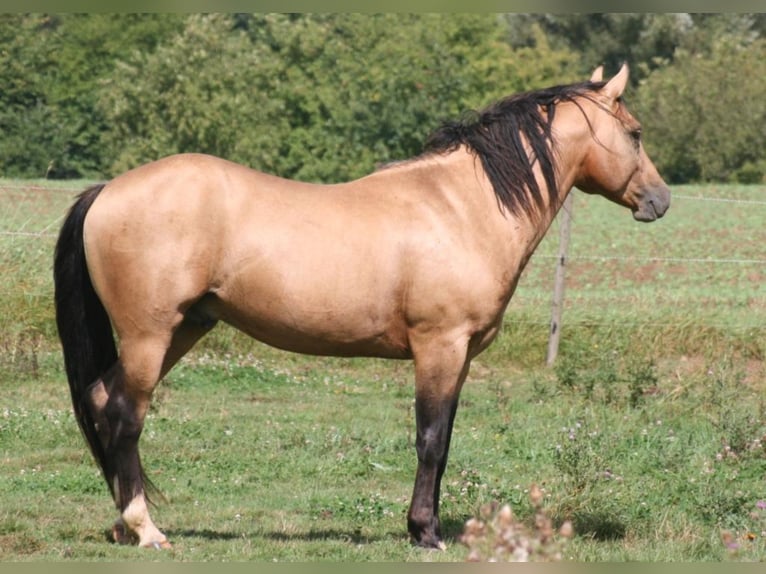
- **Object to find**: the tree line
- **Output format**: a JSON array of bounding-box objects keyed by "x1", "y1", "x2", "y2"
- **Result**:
[{"x1": 1, "y1": 13, "x2": 764, "y2": 184}]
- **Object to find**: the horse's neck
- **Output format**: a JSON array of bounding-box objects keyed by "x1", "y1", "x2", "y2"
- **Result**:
[
  {"x1": 519, "y1": 111, "x2": 592, "y2": 252},
  {"x1": 371, "y1": 143, "x2": 580, "y2": 268},
  {"x1": 508, "y1": 165, "x2": 578, "y2": 265}
]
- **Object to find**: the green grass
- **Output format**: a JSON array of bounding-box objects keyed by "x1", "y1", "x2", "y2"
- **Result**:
[
  {"x1": 1, "y1": 181, "x2": 765, "y2": 561},
  {"x1": 3, "y1": 348, "x2": 766, "y2": 561}
]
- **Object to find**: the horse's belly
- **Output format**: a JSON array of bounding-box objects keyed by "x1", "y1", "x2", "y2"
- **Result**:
[{"x1": 203, "y1": 277, "x2": 411, "y2": 359}]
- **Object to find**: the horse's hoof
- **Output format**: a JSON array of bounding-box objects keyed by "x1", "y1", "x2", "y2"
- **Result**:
[
  {"x1": 112, "y1": 522, "x2": 134, "y2": 545},
  {"x1": 414, "y1": 536, "x2": 447, "y2": 551}
]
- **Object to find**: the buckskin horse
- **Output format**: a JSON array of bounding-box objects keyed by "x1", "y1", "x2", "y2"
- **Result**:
[{"x1": 54, "y1": 64, "x2": 670, "y2": 550}]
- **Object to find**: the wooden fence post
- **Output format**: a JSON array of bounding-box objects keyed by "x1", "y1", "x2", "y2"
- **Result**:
[{"x1": 545, "y1": 193, "x2": 574, "y2": 366}]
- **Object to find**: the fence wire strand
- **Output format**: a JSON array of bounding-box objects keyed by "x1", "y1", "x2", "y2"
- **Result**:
[
  {"x1": 2, "y1": 184, "x2": 764, "y2": 336},
  {"x1": 534, "y1": 254, "x2": 766, "y2": 265}
]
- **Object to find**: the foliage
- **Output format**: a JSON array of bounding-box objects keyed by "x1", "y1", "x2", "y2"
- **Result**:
[
  {"x1": 98, "y1": 14, "x2": 578, "y2": 182},
  {"x1": 0, "y1": 14, "x2": 184, "y2": 179},
  {"x1": 2, "y1": 14, "x2": 762, "y2": 183},
  {"x1": 553, "y1": 344, "x2": 658, "y2": 408},
  {"x1": 634, "y1": 35, "x2": 766, "y2": 184},
  {"x1": 506, "y1": 14, "x2": 766, "y2": 184},
  {"x1": 0, "y1": 15, "x2": 68, "y2": 178},
  {"x1": 505, "y1": 14, "x2": 694, "y2": 84},
  {"x1": 97, "y1": 14, "x2": 273, "y2": 176}
]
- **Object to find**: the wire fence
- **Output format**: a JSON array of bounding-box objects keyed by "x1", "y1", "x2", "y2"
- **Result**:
[
  {"x1": 1, "y1": 183, "x2": 764, "y2": 359},
  {"x1": 535, "y1": 254, "x2": 766, "y2": 265},
  {"x1": 533, "y1": 189, "x2": 764, "y2": 362}
]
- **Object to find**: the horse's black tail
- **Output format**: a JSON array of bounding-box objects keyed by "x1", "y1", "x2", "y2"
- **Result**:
[{"x1": 53, "y1": 183, "x2": 118, "y2": 498}]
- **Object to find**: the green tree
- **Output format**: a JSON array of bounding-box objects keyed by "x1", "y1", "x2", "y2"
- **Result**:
[
  {"x1": 97, "y1": 14, "x2": 285, "y2": 176},
  {"x1": 0, "y1": 15, "x2": 64, "y2": 178},
  {"x1": 505, "y1": 14, "x2": 694, "y2": 85},
  {"x1": 43, "y1": 14, "x2": 186, "y2": 178},
  {"x1": 635, "y1": 36, "x2": 766, "y2": 183},
  {"x1": 98, "y1": 13, "x2": 579, "y2": 182},
  {"x1": 506, "y1": 13, "x2": 766, "y2": 183},
  {"x1": 0, "y1": 14, "x2": 185, "y2": 179}
]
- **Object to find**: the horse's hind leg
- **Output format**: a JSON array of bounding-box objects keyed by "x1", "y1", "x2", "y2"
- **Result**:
[
  {"x1": 92, "y1": 335, "x2": 173, "y2": 548},
  {"x1": 107, "y1": 312, "x2": 216, "y2": 547}
]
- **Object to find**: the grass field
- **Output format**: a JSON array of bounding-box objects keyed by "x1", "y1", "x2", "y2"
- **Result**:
[{"x1": 1, "y1": 180, "x2": 765, "y2": 561}]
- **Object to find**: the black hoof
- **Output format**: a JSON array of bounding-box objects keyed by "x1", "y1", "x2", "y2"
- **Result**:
[
  {"x1": 415, "y1": 537, "x2": 447, "y2": 551},
  {"x1": 410, "y1": 528, "x2": 446, "y2": 550}
]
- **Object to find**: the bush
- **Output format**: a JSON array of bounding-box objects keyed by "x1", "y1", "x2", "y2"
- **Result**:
[
  {"x1": 97, "y1": 14, "x2": 579, "y2": 182},
  {"x1": 634, "y1": 38, "x2": 766, "y2": 183}
]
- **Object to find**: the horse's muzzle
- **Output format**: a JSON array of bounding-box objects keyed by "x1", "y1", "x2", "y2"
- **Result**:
[{"x1": 632, "y1": 185, "x2": 671, "y2": 222}]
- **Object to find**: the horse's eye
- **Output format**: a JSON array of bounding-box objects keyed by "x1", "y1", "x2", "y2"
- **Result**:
[{"x1": 630, "y1": 127, "x2": 642, "y2": 142}]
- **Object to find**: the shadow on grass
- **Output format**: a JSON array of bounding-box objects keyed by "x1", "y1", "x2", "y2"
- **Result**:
[
  {"x1": 103, "y1": 528, "x2": 246, "y2": 545},
  {"x1": 159, "y1": 518, "x2": 468, "y2": 550},
  {"x1": 572, "y1": 511, "x2": 627, "y2": 541},
  {"x1": 155, "y1": 514, "x2": 623, "y2": 550},
  {"x1": 255, "y1": 515, "x2": 472, "y2": 548},
  {"x1": 441, "y1": 516, "x2": 469, "y2": 543},
  {"x1": 264, "y1": 528, "x2": 401, "y2": 546},
  {"x1": 166, "y1": 528, "x2": 244, "y2": 541},
  {"x1": 153, "y1": 526, "x2": 402, "y2": 546}
]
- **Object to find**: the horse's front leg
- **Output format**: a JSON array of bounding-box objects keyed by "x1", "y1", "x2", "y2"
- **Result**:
[{"x1": 407, "y1": 336, "x2": 471, "y2": 549}]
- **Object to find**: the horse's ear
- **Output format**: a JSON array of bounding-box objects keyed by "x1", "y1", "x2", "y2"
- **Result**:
[
  {"x1": 590, "y1": 66, "x2": 604, "y2": 82},
  {"x1": 602, "y1": 62, "x2": 629, "y2": 101}
]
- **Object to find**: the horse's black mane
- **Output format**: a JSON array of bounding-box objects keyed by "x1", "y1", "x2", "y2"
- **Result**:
[{"x1": 424, "y1": 80, "x2": 605, "y2": 217}]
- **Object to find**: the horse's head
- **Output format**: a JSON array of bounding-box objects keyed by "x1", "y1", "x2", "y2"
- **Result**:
[{"x1": 572, "y1": 64, "x2": 670, "y2": 222}]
